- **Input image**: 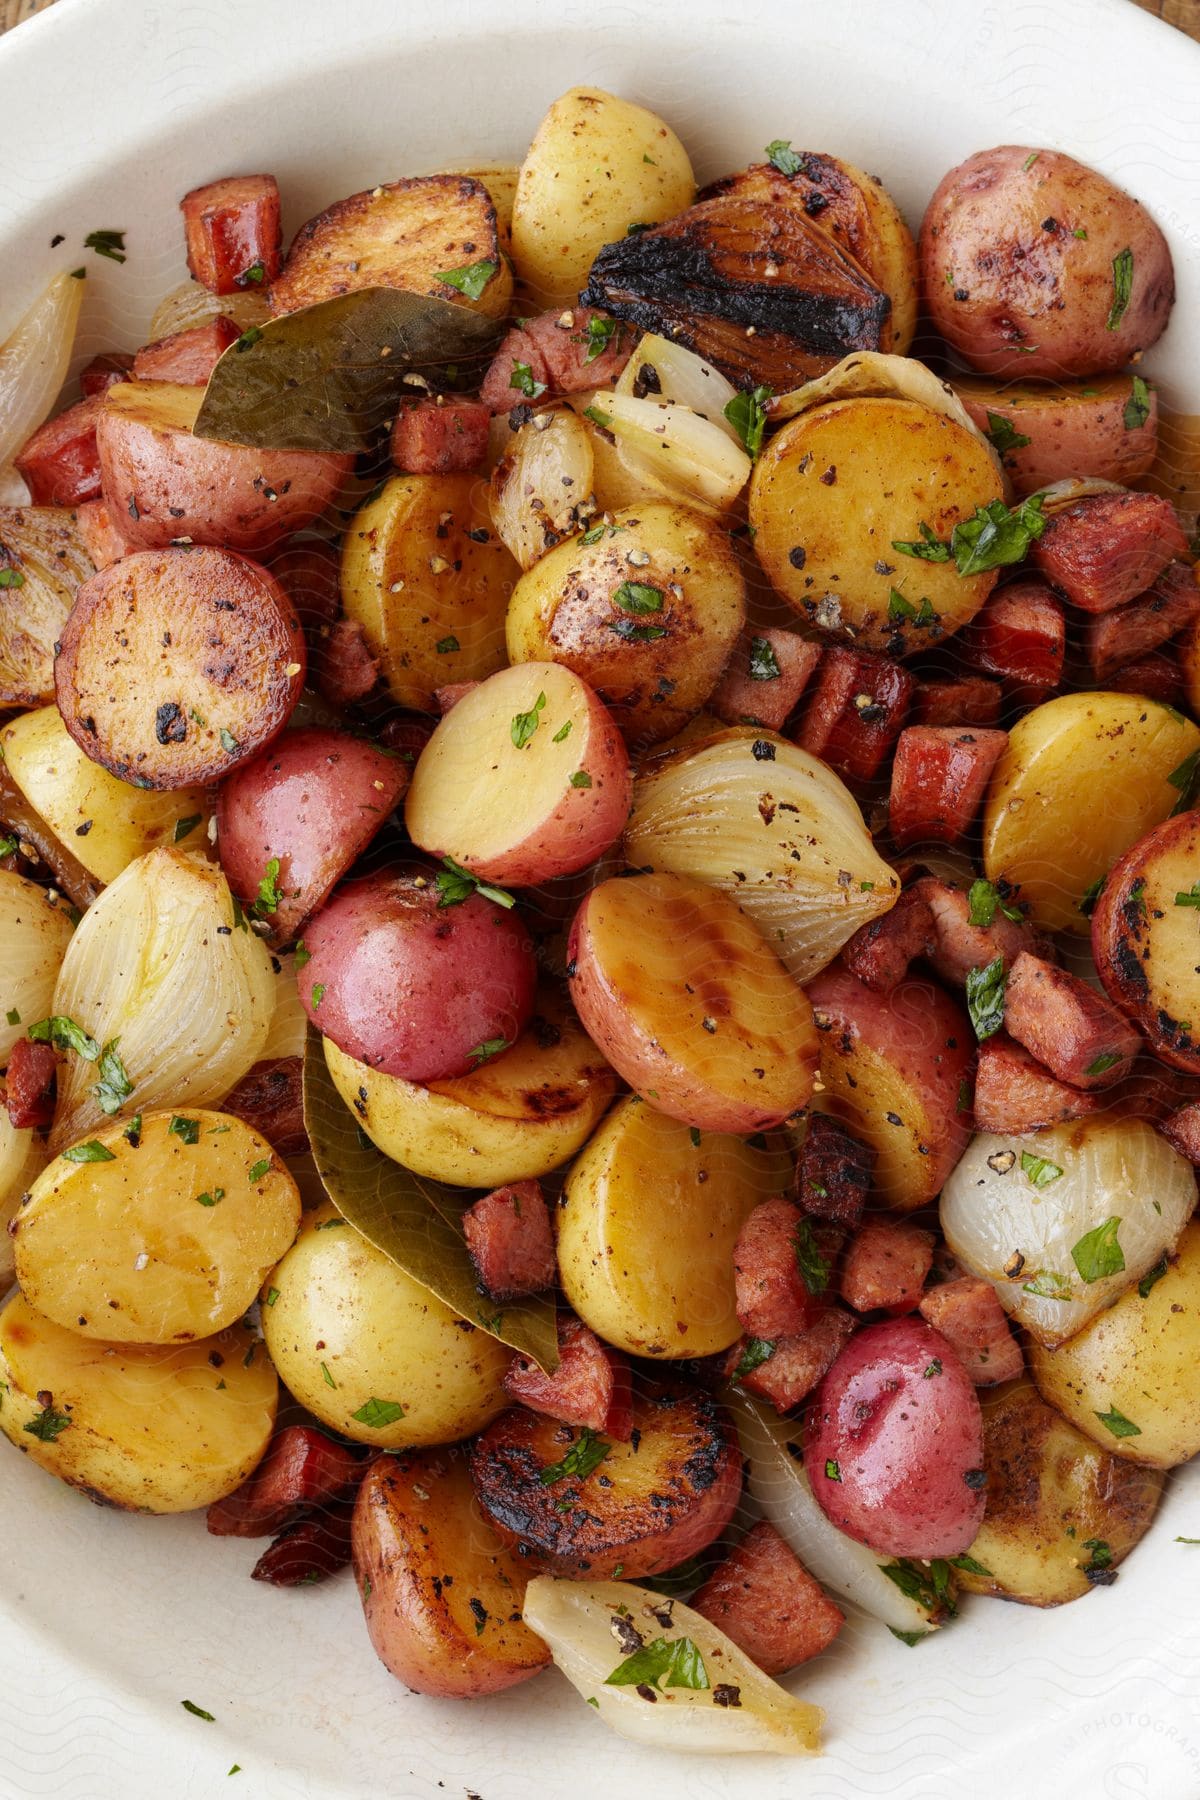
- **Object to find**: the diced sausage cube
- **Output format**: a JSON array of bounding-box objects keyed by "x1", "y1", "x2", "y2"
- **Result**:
[
  {"x1": 480, "y1": 307, "x2": 632, "y2": 411},
  {"x1": 463, "y1": 1179, "x2": 556, "y2": 1301},
  {"x1": 889, "y1": 726, "x2": 1008, "y2": 847},
  {"x1": 3, "y1": 1037, "x2": 58, "y2": 1130},
  {"x1": 266, "y1": 536, "x2": 342, "y2": 637},
  {"x1": 710, "y1": 629, "x2": 822, "y2": 731},
  {"x1": 910, "y1": 676, "x2": 1002, "y2": 730},
  {"x1": 919, "y1": 1276, "x2": 1023, "y2": 1386},
  {"x1": 78, "y1": 350, "x2": 135, "y2": 397},
  {"x1": 972, "y1": 1033, "x2": 1101, "y2": 1135},
  {"x1": 1003, "y1": 951, "x2": 1141, "y2": 1090},
  {"x1": 794, "y1": 647, "x2": 914, "y2": 783},
  {"x1": 14, "y1": 395, "x2": 104, "y2": 506},
  {"x1": 1030, "y1": 491, "x2": 1187, "y2": 614},
  {"x1": 206, "y1": 1425, "x2": 362, "y2": 1538},
  {"x1": 391, "y1": 396, "x2": 492, "y2": 475},
  {"x1": 915, "y1": 876, "x2": 1043, "y2": 987},
  {"x1": 729, "y1": 1307, "x2": 857, "y2": 1413},
  {"x1": 132, "y1": 317, "x2": 240, "y2": 384},
  {"x1": 795, "y1": 1112, "x2": 874, "y2": 1230},
  {"x1": 1083, "y1": 561, "x2": 1200, "y2": 681},
  {"x1": 1106, "y1": 648, "x2": 1185, "y2": 709},
  {"x1": 733, "y1": 1196, "x2": 823, "y2": 1339},
  {"x1": 221, "y1": 1056, "x2": 306, "y2": 1155},
  {"x1": 75, "y1": 500, "x2": 129, "y2": 571},
  {"x1": 180, "y1": 173, "x2": 282, "y2": 295},
  {"x1": 1161, "y1": 1100, "x2": 1200, "y2": 1164},
  {"x1": 842, "y1": 886, "x2": 935, "y2": 994},
  {"x1": 690, "y1": 1521, "x2": 844, "y2": 1674},
  {"x1": 504, "y1": 1314, "x2": 633, "y2": 1440},
  {"x1": 316, "y1": 616, "x2": 379, "y2": 707},
  {"x1": 963, "y1": 578, "x2": 1065, "y2": 691},
  {"x1": 839, "y1": 1218, "x2": 933, "y2": 1315},
  {"x1": 250, "y1": 1501, "x2": 355, "y2": 1586}
]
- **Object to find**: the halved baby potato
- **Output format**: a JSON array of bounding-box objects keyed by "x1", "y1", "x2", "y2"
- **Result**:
[
  {"x1": 982, "y1": 692, "x2": 1200, "y2": 935},
  {"x1": 557, "y1": 1093, "x2": 792, "y2": 1357},
  {"x1": 0, "y1": 1296, "x2": 276, "y2": 1512},
  {"x1": 952, "y1": 373, "x2": 1160, "y2": 497},
  {"x1": 12, "y1": 1109, "x2": 300, "y2": 1344},
  {"x1": 954, "y1": 1380, "x2": 1164, "y2": 1607},
  {"x1": 340, "y1": 473, "x2": 519, "y2": 711},
  {"x1": 749, "y1": 397, "x2": 1003, "y2": 653},
  {"x1": 325, "y1": 986, "x2": 616, "y2": 1187},
  {"x1": 405, "y1": 662, "x2": 631, "y2": 885},
  {"x1": 1, "y1": 705, "x2": 212, "y2": 885},
  {"x1": 469, "y1": 1384, "x2": 742, "y2": 1578},
  {"x1": 568, "y1": 871, "x2": 818, "y2": 1133},
  {"x1": 55, "y1": 546, "x2": 306, "y2": 788},
  {"x1": 352, "y1": 1448, "x2": 550, "y2": 1698},
  {"x1": 1091, "y1": 810, "x2": 1200, "y2": 1072},
  {"x1": 262, "y1": 1203, "x2": 510, "y2": 1447},
  {"x1": 505, "y1": 501, "x2": 746, "y2": 746}
]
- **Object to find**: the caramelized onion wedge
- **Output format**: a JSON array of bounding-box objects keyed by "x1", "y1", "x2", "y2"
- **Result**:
[
  {"x1": 615, "y1": 334, "x2": 743, "y2": 441},
  {"x1": 771, "y1": 350, "x2": 997, "y2": 462},
  {"x1": 590, "y1": 391, "x2": 751, "y2": 514},
  {"x1": 490, "y1": 411, "x2": 595, "y2": 569},
  {"x1": 0, "y1": 504, "x2": 94, "y2": 706},
  {"x1": 0, "y1": 273, "x2": 84, "y2": 477},
  {"x1": 0, "y1": 869, "x2": 75, "y2": 1065},
  {"x1": 522, "y1": 1577, "x2": 822, "y2": 1754}
]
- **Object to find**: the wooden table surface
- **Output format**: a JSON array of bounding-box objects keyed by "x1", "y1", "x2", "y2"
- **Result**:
[{"x1": 2, "y1": 0, "x2": 1199, "y2": 29}]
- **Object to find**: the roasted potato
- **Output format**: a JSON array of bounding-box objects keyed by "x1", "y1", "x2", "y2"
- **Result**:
[
  {"x1": 804, "y1": 963, "x2": 973, "y2": 1213},
  {"x1": 97, "y1": 379, "x2": 350, "y2": 554},
  {"x1": 12, "y1": 1110, "x2": 300, "y2": 1344},
  {"x1": 325, "y1": 985, "x2": 616, "y2": 1188},
  {"x1": 557, "y1": 1093, "x2": 792, "y2": 1358},
  {"x1": 953, "y1": 373, "x2": 1160, "y2": 497},
  {"x1": 920, "y1": 146, "x2": 1174, "y2": 379},
  {"x1": 0, "y1": 1113, "x2": 47, "y2": 1287},
  {"x1": 441, "y1": 162, "x2": 520, "y2": 247},
  {"x1": 0, "y1": 868, "x2": 75, "y2": 1065},
  {"x1": 55, "y1": 547, "x2": 306, "y2": 789},
  {"x1": 955, "y1": 1381, "x2": 1164, "y2": 1606},
  {"x1": 262, "y1": 1202, "x2": 511, "y2": 1448},
  {"x1": 749, "y1": 398, "x2": 1003, "y2": 653},
  {"x1": 1, "y1": 705, "x2": 212, "y2": 886},
  {"x1": 269, "y1": 174, "x2": 511, "y2": 319},
  {"x1": 505, "y1": 501, "x2": 745, "y2": 745},
  {"x1": 569, "y1": 872, "x2": 818, "y2": 1133},
  {"x1": 1091, "y1": 811, "x2": 1200, "y2": 1071},
  {"x1": 1028, "y1": 1218, "x2": 1200, "y2": 1470},
  {"x1": 981, "y1": 692, "x2": 1200, "y2": 935},
  {"x1": 0, "y1": 505, "x2": 93, "y2": 706},
  {"x1": 352, "y1": 1448, "x2": 550, "y2": 1697},
  {"x1": 469, "y1": 1384, "x2": 743, "y2": 1578},
  {"x1": 0, "y1": 1296, "x2": 276, "y2": 1512},
  {"x1": 511, "y1": 86, "x2": 696, "y2": 310},
  {"x1": 405, "y1": 662, "x2": 631, "y2": 886},
  {"x1": 340, "y1": 473, "x2": 518, "y2": 712}
]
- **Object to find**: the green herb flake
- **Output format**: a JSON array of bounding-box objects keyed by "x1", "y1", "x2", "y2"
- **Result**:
[
  {"x1": 1123, "y1": 374, "x2": 1151, "y2": 431},
  {"x1": 219, "y1": 728, "x2": 240, "y2": 754},
  {"x1": 794, "y1": 1217, "x2": 830, "y2": 1296},
  {"x1": 608, "y1": 616, "x2": 668, "y2": 643},
  {"x1": 238, "y1": 260, "x2": 265, "y2": 286},
  {"x1": 689, "y1": 1127, "x2": 701, "y2": 1148},
  {"x1": 248, "y1": 1158, "x2": 271, "y2": 1183},
  {"x1": 23, "y1": 1404, "x2": 72, "y2": 1440},
  {"x1": 583, "y1": 404, "x2": 612, "y2": 428},
  {"x1": 1071, "y1": 1216, "x2": 1124, "y2": 1283},
  {"x1": 181, "y1": 1700, "x2": 215, "y2": 1722},
  {"x1": 173, "y1": 813, "x2": 202, "y2": 843},
  {"x1": 605, "y1": 1635, "x2": 709, "y2": 1691},
  {"x1": 983, "y1": 412, "x2": 1032, "y2": 456},
  {"x1": 1169, "y1": 748, "x2": 1200, "y2": 815},
  {"x1": 765, "y1": 139, "x2": 805, "y2": 177},
  {"x1": 1079, "y1": 874, "x2": 1106, "y2": 918},
  {"x1": 511, "y1": 690, "x2": 547, "y2": 748},
  {"x1": 29, "y1": 1014, "x2": 101, "y2": 1060},
  {"x1": 265, "y1": 1287, "x2": 280, "y2": 1308},
  {"x1": 723, "y1": 384, "x2": 772, "y2": 459},
  {"x1": 1021, "y1": 1150, "x2": 1064, "y2": 1189},
  {"x1": 612, "y1": 580, "x2": 664, "y2": 615},
  {"x1": 880, "y1": 1558, "x2": 954, "y2": 1615},
  {"x1": 824, "y1": 1458, "x2": 841, "y2": 1482},
  {"x1": 4, "y1": 1008, "x2": 19, "y2": 1026},
  {"x1": 62, "y1": 1140, "x2": 116, "y2": 1164},
  {"x1": 310, "y1": 982, "x2": 326, "y2": 1010},
  {"x1": 951, "y1": 495, "x2": 1047, "y2": 576},
  {"x1": 1176, "y1": 1537, "x2": 1200, "y2": 1544},
  {"x1": 435, "y1": 635, "x2": 459, "y2": 654},
  {"x1": 195, "y1": 1187, "x2": 225, "y2": 1208},
  {"x1": 251, "y1": 857, "x2": 283, "y2": 919},
  {"x1": 1174, "y1": 882, "x2": 1200, "y2": 909},
  {"x1": 1138, "y1": 1254, "x2": 1169, "y2": 1299},
  {"x1": 234, "y1": 325, "x2": 263, "y2": 354},
  {"x1": 539, "y1": 1427, "x2": 611, "y2": 1486},
  {"x1": 0, "y1": 569, "x2": 26, "y2": 589},
  {"x1": 891, "y1": 521, "x2": 952, "y2": 563},
  {"x1": 84, "y1": 227, "x2": 126, "y2": 263},
  {"x1": 733, "y1": 1337, "x2": 775, "y2": 1378},
  {"x1": 965, "y1": 954, "x2": 1007, "y2": 1041},
  {"x1": 89, "y1": 1039, "x2": 133, "y2": 1115},
  {"x1": 584, "y1": 316, "x2": 618, "y2": 362},
  {"x1": 169, "y1": 1115, "x2": 201, "y2": 1145},
  {"x1": 1106, "y1": 247, "x2": 1134, "y2": 331},
  {"x1": 468, "y1": 1037, "x2": 509, "y2": 1065},
  {"x1": 748, "y1": 635, "x2": 781, "y2": 681},
  {"x1": 434, "y1": 855, "x2": 515, "y2": 911},
  {"x1": 320, "y1": 1362, "x2": 337, "y2": 1389},
  {"x1": 292, "y1": 941, "x2": 311, "y2": 969},
  {"x1": 1022, "y1": 152, "x2": 1040, "y2": 171},
  {"x1": 1023, "y1": 1269, "x2": 1073, "y2": 1301},
  {"x1": 509, "y1": 360, "x2": 547, "y2": 400},
  {"x1": 570, "y1": 769, "x2": 593, "y2": 789},
  {"x1": 1082, "y1": 1537, "x2": 1112, "y2": 1573},
  {"x1": 889, "y1": 1627, "x2": 927, "y2": 1646},
  {"x1": 552, "y1": 719, "x2": 573, "y2": 743},
  {"x1": 924, "y1": 1359, "x2": 943, "y2": 1379},
  {"x1": 967, "y1": 878, "x2": 1023, "y2": 928},
  {"x1": 1085, "y1": 1051, "x2": 1122, "y2": 1075},
  {"x1": 350, "y1": 1397, "x2": 406, "y2": 1429},
  {"x1": 1094, "y1": 1405, "x2": 1141, "y2": 1440},
  {"x1": 435, "y1": 258, "x2": 498, "y2": 301},
  {"x1": 949, "y1": 1553, "x2": 993, "y2": 1577},
  {"x1": 1073, "y1": 226, "x2": 1088, "y2": 239}
]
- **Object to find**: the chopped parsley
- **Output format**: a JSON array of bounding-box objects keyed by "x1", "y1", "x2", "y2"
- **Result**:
[
  {"x1": 887, "y1": 588, "x2": 937, "y2": 626},
  {"x1": 1123, "y1": 375, "x2": 1151, "y2": 431},
  {"x1": 1022, "y1": 1269, "x2": 1072, "y2": 1301},
  {"x1": 1071, "y1": 1216, "x2": 1124, "y2": 1282},
  {"x1": 612, "y1": 580, "x2": 663, "y2": 615},
  {"x1": 951, "y1": 495, "x2": 1047, "y2": 576},
  {"x1": 1079, "y1": 874, "x2": 1106, "y2": 919},
  {"x1": 23, "y1": 1404, "x2": 72, "y2": 1440},
  {"x1": 1138, "y1": 1255, "x2": 1169, "y2": 1298},
  {"x1": 983, "y1": 412, "x2": 1032, "y2": 456},
  {"x1": 1085, "y1": 1051, "x2": 1122, "y2": 1075},
  {"x1": 539, "y1": 1427, "x2": 611, "y2": 1486},
  {"x1": 1106, "y1": 247, "x2": 1134, "y2": 331},
  {"x1": 824, "y1": 1458, "x2": 841, "y2": 1482},
  {"x1": 723, "y1": 385, "x2": 772, "y2": 459},
  {"x1": 967, "y1": 878, "x2": 1023, "y2": 928},
  {"x1": 173, "y1": 814, "x2": 202, "y2": 843},
  {"x1": 1174, "y1": 883, "x2": 1200, "y2": 909},
  {"x1": 180, "y1": 1700, "x2": 214, "y2": 1722},
  {"x1": 511, "y1": 690, "x2": 547, "y2": 748},
  {"x1": 84, "y1": 228, "x2": 126, "y2": 263},
  {"x1": 0, "y1": 569, "x2": 25, "y2": 589},
  {"x1": 62, "y1": 1140, "x2": 116, "y2": 1164},
  {"x1": 509, "y1": 360, "x2": 546, "y2": 400},
  {"x1": 569, "y1": 770, "x2": 592, "y2": 788},
  {"x1": 28, "y1": 1014, "x2": 100, "y2": 1060},
  {"x1": 169, "y1": 1115, "x2": 200, "y2": 1145},
  {"x1": 949, "y1": 1553, "x2": 992, "y2": 1577},
  {"x1": 552, "y1": 720, "x2": 573, "y2": 743},
  {"x1": 219, "y1": 728, "x2": 239, "y2": 754},
  {"x1": 733, "y1": 1337, "x2": 775, "y2": 1378},
  {"x1": 435, "y1": 635, "x2": 459, "y2": 654},
  {"x1": 1094, "y1": 1405, "x2": 1141, "y2": 1440},
  {"x1": 434, "y1": 855, "x2": 515, "y2": 911},
  {"x1": 251, "y1": 857, "x2": 283, "y2": 918},
  {"x1": 350, "y1": 1397, "x2": 406, "y2": 1429},
  {"x1": 93, "y1": 1039, "x2": 133, "y2": 1115},
  {"x1": 1021, "y1": 1150, "x2": 1064, "y2": 1189},
  {"x1": 748, "y1": 636, "x2": 781, "y2": 681},
  {"x1": 248, "y1": 1159, "x2": 272, "y2": 1183},
  {"x1": 584, "y1": 316, "x2": 619, "y2": 362},
  {"x1": 468, "y1": 1037, "x2": 509, "y2": 1065},
  {"x1": 890, "y1": 521, "x2": 952, "y2": 563},
  {"x1": 794, "y1": 1217, "x2": 830, "y2": 1295},
  {"x1": 765, "y1": 139, "x2": 805, "y2": 177},
  {"x1": 435, "y1": 259, "x2": 498, "y2": 301},
  {"x1": 608, "y1": 617, "x2": 667, "y2": 643},
  {"x1": 311, "y1": 983, "x2": 326, "y2": 1010},
  {"x1": 965, "y1": 954, "x2": 1007, "y2": 1041},
  {"x1": 605, "y1": 1635, "x2": 709, "y2": 1691}
]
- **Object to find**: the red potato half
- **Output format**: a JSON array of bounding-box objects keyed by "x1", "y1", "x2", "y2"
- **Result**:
[
  {"x1": 54, "y1": 547, "x2": 306, "y2": 787},
  {"x1": 298, "y1": 867, "x2": 537, "y2": 1081},
  {"x1": 217, "y1": 728, "x2": 409, "y2": 943},
  {"x1": 804, "y1": 1316, "x2": 986, "y2": 1558},
  {"x1": 97, "y1": 380, "x2": 350, "y2": 555},
  {"x1": 953, "y1": 374, "x2": 1160, "y2": 498},
  {"x1": 405, "y1": 663, "x2": 631, "y2": 886},
  {"x1": 568, "y1": 871, "x2": 819, "y2": 1133}
]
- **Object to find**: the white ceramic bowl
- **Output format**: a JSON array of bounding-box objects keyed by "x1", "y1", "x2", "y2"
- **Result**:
[{"x1": 1, "y1": 1, "x2": 1198, "y2": 1795}]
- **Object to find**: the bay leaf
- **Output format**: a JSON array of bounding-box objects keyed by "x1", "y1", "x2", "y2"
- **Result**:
[
  {"x1": 194, "y1": 287, "x2": 504, "y2": 454},
  {"x1": 302, "y1": 1026, "x2": 559, "y2": 1372}
]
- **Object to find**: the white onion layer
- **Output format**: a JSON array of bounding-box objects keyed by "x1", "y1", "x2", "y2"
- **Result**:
[{"x1": 0, "y1": 272, "x2": 85, "y2": 476}]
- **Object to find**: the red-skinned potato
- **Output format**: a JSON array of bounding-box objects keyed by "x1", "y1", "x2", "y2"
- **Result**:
[
  {"x1": 97, "y1": 380, "x2": 350, "y2": 555},
  {"x1": 568, "y1": 871, "x2": 819, "y2": 1133},
  {"x1": 805, "y1": 1316, "x2": 986, "y2": 1558},
  {"x1": 470, "y1": 1387, "x2": 743, "y2": 1578},
  {"x1": 298, "y1": 868, "x2": 537, "y2": 1081},
  {"x1": 405, "y1": 663, "x2": 631, "y2": 885},
  {"x1": 804, "y1": 963, "x2": 973, "y2": 1213},
  {"x1": 217, "y1": 728, "x2": 409, "y2": 943},
  {"x1": 352, "y1": 1449, "x2": 550, "y2": 1698},
  {"x1": 54, "y1": 547, "x2": 306, "y2": 787},
  {"x1": 920, "y1": 146, "x2": 1174, "y2": 379},
  {"x1": 1091, "y1": 811, "x2": 1200, "y2": 1073},
  {"x1": 953, "y1": 373, "x2": 1160, "y2": 497}
]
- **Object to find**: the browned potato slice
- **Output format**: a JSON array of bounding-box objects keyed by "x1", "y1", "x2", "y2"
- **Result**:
[
  {"x1": 469, "y1": 1386, "x2": 743, "y2": 1578},
  {"x1": 749, "y1": 397, "x2": 1003, "y2": 653},
  {"x1": 955, "y1": 1381, "x2": 1164, "y2": 1606},
  {"x1": 1090, "y1": 811, "x2": 1200, "y2": 1071},
  {"x1": 352, "y1": 1448, "x2": 550, "y2": 1697},
  {"x1": 55, "y1": 546, "x2": 306, "y2": 787},
  {"x1": 505, "y1": 502, "x2": 745, "y2": 745},
  {"x1": 568, "y1": 871, "x2": 818, "y2": 1133},
  {"x1": 0, "y1": 506, "x2": 93, "y2": 706},
  {"x1": 269, "y1": 175, "x2": 511, "y2": 319}
]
